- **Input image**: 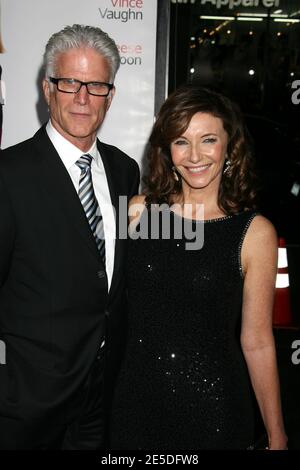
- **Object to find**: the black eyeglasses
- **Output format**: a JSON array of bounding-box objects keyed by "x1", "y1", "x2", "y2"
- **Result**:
[{"x1": 49, "y1": 77, "x2": 114, "y2": 97}]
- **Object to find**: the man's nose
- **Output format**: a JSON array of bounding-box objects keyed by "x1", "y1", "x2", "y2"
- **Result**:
[{"x1": 74, "y1": 84, "x2": 89, "y2": 104}]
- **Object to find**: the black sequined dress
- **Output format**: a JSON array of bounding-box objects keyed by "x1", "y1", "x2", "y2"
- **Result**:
[{"x1": 110, "y1": 208, "x2": 257, "y2": 450}]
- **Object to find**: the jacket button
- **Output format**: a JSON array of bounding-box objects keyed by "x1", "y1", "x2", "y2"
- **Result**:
[{"x1": 97, "y1": 270, "x2": 105, "y2": 279}]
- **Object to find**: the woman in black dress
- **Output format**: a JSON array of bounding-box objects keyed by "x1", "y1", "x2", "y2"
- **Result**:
[{"x1": 109, "y1": 85, "x2": 287, "y2": 450}]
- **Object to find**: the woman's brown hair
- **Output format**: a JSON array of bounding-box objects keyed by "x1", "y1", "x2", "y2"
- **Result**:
[{"x1": 143, "y1": 85, "x2": 258, "y2": 214}]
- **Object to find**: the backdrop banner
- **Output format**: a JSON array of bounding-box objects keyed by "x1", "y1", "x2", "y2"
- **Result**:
[{"x1": 0, "y1": 0, "x2": 157, "y2": 165}]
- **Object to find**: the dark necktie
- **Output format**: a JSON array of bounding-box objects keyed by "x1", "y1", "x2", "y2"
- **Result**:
[{"x1": 75, "y1": 154, "x2": 105, "y2": 263}]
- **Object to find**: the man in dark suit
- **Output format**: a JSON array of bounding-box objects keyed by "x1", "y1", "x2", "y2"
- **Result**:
[{"x1": 0, "y1": 24, "x2": 139, "y2": 449}]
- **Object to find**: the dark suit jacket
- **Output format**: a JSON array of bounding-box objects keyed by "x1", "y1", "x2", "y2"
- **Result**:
[{"x1": 0, "y1": 125, "x2": 139, "y2": 448}]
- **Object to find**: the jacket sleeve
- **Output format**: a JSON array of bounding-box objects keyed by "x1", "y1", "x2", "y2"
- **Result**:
[
  {"x1": 0, "y1": 173, "x2": 15, "y2": 288},
  {"x1": 129, "y1": 160, "x2": 140, "y2": 199}
]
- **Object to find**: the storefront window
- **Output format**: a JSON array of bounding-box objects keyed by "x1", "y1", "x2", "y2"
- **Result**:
[{"x1": 169, "y1": 0, "x2": 300, "y2": 243}]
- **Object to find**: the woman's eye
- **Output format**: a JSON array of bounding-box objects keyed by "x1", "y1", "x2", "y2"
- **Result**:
[
  {"x1": 174, "y1": 139, "x2": 187, "y2": 145},
  {"x1": 203, "y1": 137, "x2": 217, "y2": 144}
]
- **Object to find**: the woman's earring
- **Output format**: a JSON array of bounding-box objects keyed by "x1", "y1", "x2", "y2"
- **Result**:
[
  {"x1": 223, "y1": 159, "x2": 231, "y2": 175},
  {"x1": 172, "y1": 166, "x2": 179, "y2": 182}
]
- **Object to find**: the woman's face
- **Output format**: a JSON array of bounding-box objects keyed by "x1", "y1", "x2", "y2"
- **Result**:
[{"x1": 170, "y1": 112, "x2": 228, "y2": 192}]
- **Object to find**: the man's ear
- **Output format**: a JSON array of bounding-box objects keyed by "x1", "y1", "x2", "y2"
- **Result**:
[{"x1": 42, "y1": 78, "x2": 50, "y2": 106}]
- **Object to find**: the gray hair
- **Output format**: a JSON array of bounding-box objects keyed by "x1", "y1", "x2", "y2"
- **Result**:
[{"x1": 43, "y1": 24, "x2": 120, "y2": 82}]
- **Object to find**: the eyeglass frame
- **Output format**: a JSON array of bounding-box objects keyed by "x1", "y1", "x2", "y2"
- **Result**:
[{"x1": 48, "y1": 77, "x2": 114, "y2": 97}]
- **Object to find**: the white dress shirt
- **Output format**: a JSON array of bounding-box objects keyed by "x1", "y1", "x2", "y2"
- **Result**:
[{"x1": 46, "y1": 121, "x2": 115, "y2": 291}]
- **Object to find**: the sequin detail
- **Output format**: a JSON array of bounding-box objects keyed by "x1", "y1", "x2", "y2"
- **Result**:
[{"x1": 110, "y1": 209, "x2": 257, "y2": 450}]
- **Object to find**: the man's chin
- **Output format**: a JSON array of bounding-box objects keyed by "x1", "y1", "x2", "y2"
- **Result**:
[{"x1": 67, "y1": 126, "x2": 97, "y2": 140}]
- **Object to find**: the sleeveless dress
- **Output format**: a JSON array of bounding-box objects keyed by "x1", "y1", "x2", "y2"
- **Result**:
[{"x1": 109, "y1": 208, "x2": 257, "y2": 450}]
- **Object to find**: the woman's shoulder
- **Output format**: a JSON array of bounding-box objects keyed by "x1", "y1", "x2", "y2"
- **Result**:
[
  {"x1": 241, "y1": 213, "x2": 278, "y2": 273},
  {"x1": 246, "y1": 213, "x2": 277, "y2": 242},
  {"x1": 129, "y1": 194, "x2": 146, "y2": 207},
  {"x1": 128, "y1": 194, "x2": 146, "y2": 223}
]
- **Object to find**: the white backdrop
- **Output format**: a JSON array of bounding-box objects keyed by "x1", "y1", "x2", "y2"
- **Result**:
[{"x1": 0, "y1": 0, "x2": 158, "y2": 166}]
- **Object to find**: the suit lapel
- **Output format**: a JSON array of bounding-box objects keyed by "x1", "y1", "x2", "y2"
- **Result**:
[
  {"x1": 33, "y1": 127, "x2": 102, "y2": 263},
  {"x1": 97, "y1": 141, "x2": 123, "y2": 300}
]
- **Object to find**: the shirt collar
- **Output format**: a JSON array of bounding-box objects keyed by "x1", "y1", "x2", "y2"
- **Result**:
[{"x1": 46, "y1": 120, "x2": 99, "y2": 170}]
